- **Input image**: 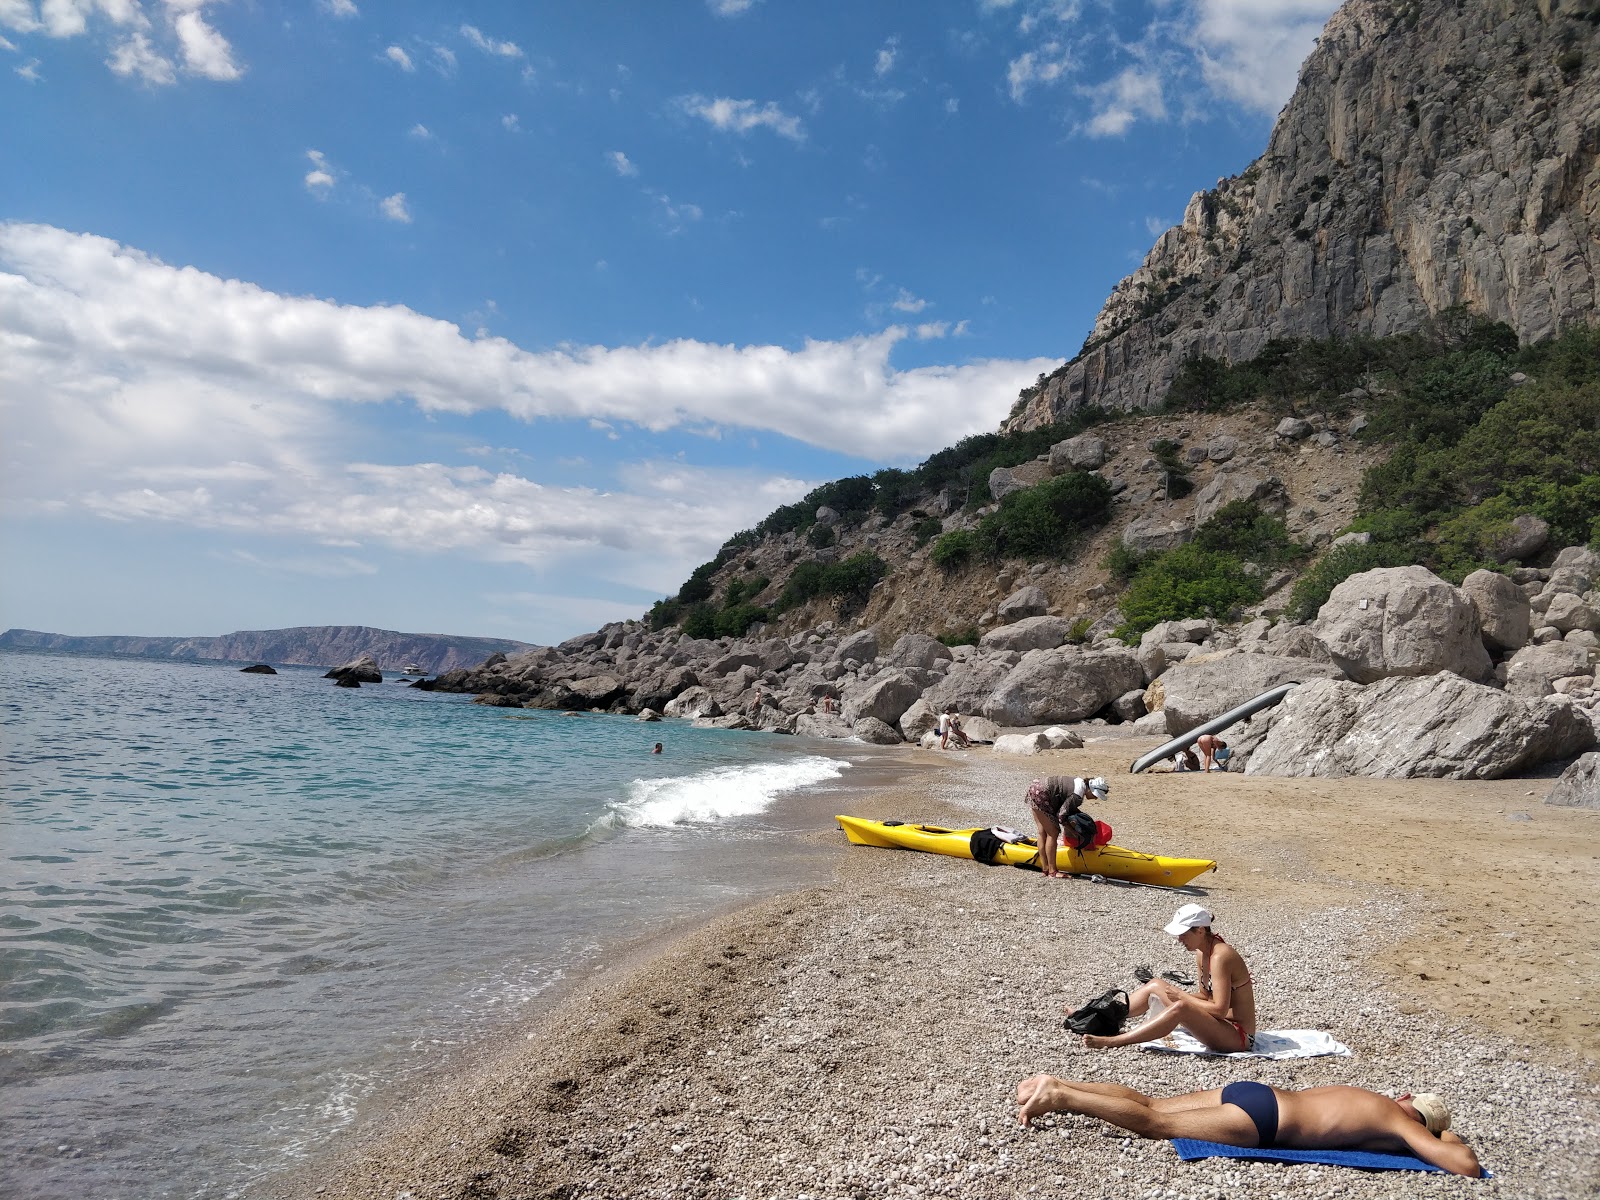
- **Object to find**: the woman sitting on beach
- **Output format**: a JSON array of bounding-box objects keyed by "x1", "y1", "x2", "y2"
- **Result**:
[
  {"x1": 1081, "y1": 903, "x2": 1256, "y2": 1051},
  {"x1": 1026, "y1": 775, "x2": 1108, "y2": 879}
]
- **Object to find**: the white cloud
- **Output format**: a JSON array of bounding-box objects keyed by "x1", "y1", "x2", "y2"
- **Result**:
[
  {"x1": 678, "y1": 94, "x2": 805, "y2": 142},
  {"x1": 303, "y1": 149, "x2": 334, "y2": 194},
  {"x1": 501, "y1": 113, "x2": 520, "y2": 132},
  {"x1": 1082, "y1": 66, "x2": 1166, "y2": 136},
  {"x1": 874, "y1": 35, "x2": 898, "y2": 77},
  {"x1": 461, "y1": 23, "x2": 522, "y2": 58},
  {"x1": 320, "y1": 0, "x2": 357, "y2": 17},
  {"x1": 173, "y1": 8, "x2": 240, "y2": 80},
  {"x1": 16, "y1": 55, "x2": 40, "y2": 79},
  {"x1": 1006, "y1": 42, "x2": 1073, "y2": 102},
  {"x1": 379, "y1": 193, "x2": 411, "y2": 223},
  {"x1": 945, "y1": 96, "x2": 959, "y2": 113},
  {"x1": 408, "y1": 123, "x2": 432, "y2": 140},
  {"x1": 1188, "y1": 0, "x2": 1338, "y2": 112},
  {"x1": 607, "y1": 150, "x2": 638, "y2": 177},
  {"x1": 707, "y1": 0, "x2": 758, "y2": 14},
  {"x1": 890, "y1": 288, "x2": 928, "y2": 314},
  {"x1": 107, "y1": 32, "x2": 174, "y2": 83},
  {"x1": 384, "y1": 44, "x2": 412, "y2": 71}
]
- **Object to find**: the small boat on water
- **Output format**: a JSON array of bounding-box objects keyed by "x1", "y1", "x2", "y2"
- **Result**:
[
  {"x1": 401, "y1": 663, "x2": 425, "y2": 674},
  {"x1": 837, "y1": 815, "x2": 1216, "y2": 888}
]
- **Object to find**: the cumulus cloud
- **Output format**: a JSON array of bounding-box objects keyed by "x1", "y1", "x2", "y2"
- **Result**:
[
  {"x1": 1189, "y1": 0, "x2": 1338, "y2": 112},
  {"x1": 501, "y1": 113, "x2": 520, "y2": 132},
  {"x1": 1082, "y1": 66, "x2": 1165, "y2": 136},
  {"x1": 461, "y1": 23, "x2": 522, "y2": 58},
  {"x1": 173, "y1": 8, "x2": 240, "y2": 80},
  {"x1": 678, "y1": 94, "x2": 805, "y2": 142},
  {"x1": 607, "y1": 150, "x2": 638, "y2": 177},
  {"x1": 107, "y1": 31, "x2": 174, "y2": 83},
  {"x1": 320, "y1": 0, "x2": 357, "y2": 16},
  {"x1": 874, "y1": 35, "x2": 898, "y2": 77},
  {"x1": 384, "y1": 44, "x2": 413, "y2": 71},
  {"x1": 379, "y1": 192, "x2": 411, "y2": 223},
  {"x1": 707, "y1": 0, "x2": 757, "y2": 14},
  {"x1": 890, "y1": 288, "x2": 928, "y2": 314},
  {"x1": 303, "y1": 149, "x2": 334, "y2": 194}
]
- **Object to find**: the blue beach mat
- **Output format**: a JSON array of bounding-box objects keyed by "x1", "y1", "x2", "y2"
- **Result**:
[{"x1": 1172, "y1": 1139, "x2": 1489, "y2": 1177}]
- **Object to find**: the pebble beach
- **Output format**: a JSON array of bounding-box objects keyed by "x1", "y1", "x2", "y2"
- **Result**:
[{"x1": 267, "y1": 739, "x2": 1600, "y2": 1200}]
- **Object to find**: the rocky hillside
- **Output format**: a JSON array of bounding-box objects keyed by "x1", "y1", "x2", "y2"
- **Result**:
[
  {"x1": 0, "y1": 626, "x2": 531, "y2": 673},
  {"x1": 1005, "y1": 0, "x2": 1600, "y2": 427}
]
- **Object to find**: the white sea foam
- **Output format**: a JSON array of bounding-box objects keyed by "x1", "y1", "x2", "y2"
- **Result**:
[{"x1": 612, "y1": 756, "x2": 847, "y2": 828}]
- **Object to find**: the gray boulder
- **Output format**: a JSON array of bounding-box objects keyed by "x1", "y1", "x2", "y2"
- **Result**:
[
  {"x1": 1155, "y1": 652, "x2": 1340, "y2": 735},
  {"x1": 1544, "y1": 753, "x2": 1600, "y2": 809},
  {"x1": 1544, "y1": 592, "x2": 1600, "y2": 634},
  {"x1": 1049, "y1": 434, "x2": 1109, "y2": 471},
  {"x1": 882, "y1": 633, "x2": 953, "y2": 671},
  {"x1": 1459, "y1": 569, "x2": 1532, "y2": 653},
  {"x1": 325, "y1": 653, "x2": 382, "y2": 684},
  {"x1": 793, "y1": 713, "x2": 853, "y2": 739},
  {"x1": 898, "y1": 698, "x2": 940, "y2": 742},
  {"x1": 989, "y1": 460, "x2": 1052, "y2": 500},
  {"x1": 833, "y1": 628, "x2": 879, "y2": 663},
  {"x1": 981, "y1": 615, "x2": 1074, "y2": 653},
  {"x1": 1111, "y1": 689, "x2": 1148, "y2": 722},
  {"x1": 1140, "y1": 618, "x2": 1213, "y2": 648},
  {"x1": 1493, "y1": 513, "x2": 1549, "y2": 563},
  {"x1": 1192, "y1": 472, "x2": 1286, "y2": 527},
  {"x1": 1312, "y1": 566, "x2": 1492, "y2": 684},
  {"x1": 924, "y1": 656, "x2": 1014, "y2": 715},
  {"x1": 663, "y1": 686, "x2": 721, "y2": 719},
  {"x1": 1275, "y1": 417, "x2": 1312, "y2": 440},
  {"x1": 1206, "y1": 434, "x2": 1239, "y2": 463},
  {"x1": 1505, "y1": 642, "x2": 1594, "y2": 699},
  {"x1": 997, "y1": 586, "x2": 1050, "y2": 621},
  {"x1": 1553, "y1": 546, "x2": 1600, "y2": 576},
  {"x1": 1121, "y1": 516, "x2": 1192, "y2": 554},
  {"x1": 982, "y1": 647, "x2": 1142, "y2": 726},
  {"x1": 993, "y1": 732, "x2": 1055, "y2": 755},
  {"x1": 1244, "y1": 673, "x2": 1594, "y2": 780},
  {"x1": 852, "y1": 716, "x2": 902, "y2": 745},
  {"x1": 842, "y1": 671, "x2": 923, "y2": 727}
]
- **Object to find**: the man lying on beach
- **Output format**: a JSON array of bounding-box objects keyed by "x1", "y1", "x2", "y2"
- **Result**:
[
  {"x1": 1079, "y1": 903, "x2": 1255, "y2": 1051},
  {"x1": 1015, "y1": 1077, "x2": 1481, "y2": 1176}
]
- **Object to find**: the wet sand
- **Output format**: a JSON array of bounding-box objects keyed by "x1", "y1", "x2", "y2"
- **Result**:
[{"x1": 263, "y1": 738, "x2": 1600, "y2": 1199}]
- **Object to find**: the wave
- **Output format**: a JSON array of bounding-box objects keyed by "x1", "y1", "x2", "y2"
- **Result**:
[{"x1": 608, "y1": 756, "x2": 847, "y2": 829}]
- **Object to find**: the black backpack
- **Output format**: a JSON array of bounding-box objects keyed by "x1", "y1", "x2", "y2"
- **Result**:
[
  {"x1": 1063, "y1": 809, "x2": 1099, "y2": 851},
  {"x1": 1063, "y1": 988, "x2": 1129, "y2": 1036}
]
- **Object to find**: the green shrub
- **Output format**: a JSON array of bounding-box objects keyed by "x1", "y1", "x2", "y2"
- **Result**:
[
  {"x1": 977, "y1": 472, "x2": 1113, "y2": 560},
  {"x1": 1066, "y1": 616, "x2": 1093, "y2": 644},
  {"x1": 1102, "y1": 540, "x2": 1147, "y2": 583},
  {"x1": 931, "y1": 529, "x2": 979, "y2": 571},
  {"x1": 1285, "y1": 540, "x2": 1417, "y2": 621},
  {"x1": 1191, "y1": 501, "x2": 1306, "y2": 567},
  {"x1": 723, "y1": 575, "x2": 769, "y2": 606},
  {"x1": 910, "y1": 515, "x2": 942, "y2": 545},
  {"x1": 806, "y1": 522, "x2": 837, "y2": 549},
  {"x1": 1114, "y1": 545, "x2": 1263, "y2": 641},
  {"x1": 680, "y1": 603, "x2": 718, "y2": 640},
  {"x1": 776, "y1": 553, "x2": 888, "y2": 613},
  {"x1": 713, "y1": 603, "x2": 769, "y2": 638},
  {"x1": 937, "y1": 627, "x2": 980, "y2": 647},
  {"x1": 1150, "y1": 440, "x2": 1193, "y2": 500}
]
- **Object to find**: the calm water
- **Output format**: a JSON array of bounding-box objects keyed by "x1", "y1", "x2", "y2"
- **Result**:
[{"x1": 0, "y1": 650, "x2": 870, "y2": 1199}]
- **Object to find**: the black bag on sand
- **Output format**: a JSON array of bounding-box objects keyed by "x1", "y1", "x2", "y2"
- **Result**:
[{"x1": 1064, "y1": 988, "x2": 1129, "y2": 1036}]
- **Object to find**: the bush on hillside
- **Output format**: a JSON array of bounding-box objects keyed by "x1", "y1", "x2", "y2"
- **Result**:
[
  {"x1": 1285, "y1": 540, "x2": 1418, "y2": 621},
  {"x1": 1114, "y1": 544, "x2": 1262, "y2": 641},
  {"x1": 931, "y1": 529, "x2": 979, "y2": 571},
  {"x1": 1190, "y1": 500, "x2": 1307, "y2": 567},
  {"x1": 775, "y1": 552, "x2": 888, "y2": 614},
  {"x1": 977, "y1": 471, "x2": 1113, "y2": 560}
]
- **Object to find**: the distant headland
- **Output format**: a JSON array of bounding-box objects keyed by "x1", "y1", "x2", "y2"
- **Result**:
[{"x1": 0, "y1": 626, "x2": 534, "y2": 674}]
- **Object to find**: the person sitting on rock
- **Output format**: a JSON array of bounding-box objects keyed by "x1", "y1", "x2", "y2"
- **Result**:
[
  {"x1": 1080, "y1": 903, "x2": 1254, "y2": 1052},
  {"x1": 1015, "y1": 1077, "x2": 1479, "y2": 1176},
  {"x1": 946, "y1": 710, "x2": 972, "y2": 748}
]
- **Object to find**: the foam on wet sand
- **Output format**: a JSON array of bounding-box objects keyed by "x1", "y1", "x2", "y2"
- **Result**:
[{"x1": 265, "y1": 743, "x2": 1600, "y2": 1199}]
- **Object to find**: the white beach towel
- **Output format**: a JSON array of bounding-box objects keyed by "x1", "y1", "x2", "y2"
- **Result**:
[{"x1": 1135, "y1": 1028, "x2": 1351, "y2": 1059}]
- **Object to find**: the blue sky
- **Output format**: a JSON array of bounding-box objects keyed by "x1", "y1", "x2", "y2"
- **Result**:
[{"x1": 1, "y1": 0, "x2": 1338, "y2": 645}]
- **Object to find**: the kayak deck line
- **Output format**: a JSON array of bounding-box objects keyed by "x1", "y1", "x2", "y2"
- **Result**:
[{"x1": 836, "y1": 815, "x2": 1216, "y2": 889}]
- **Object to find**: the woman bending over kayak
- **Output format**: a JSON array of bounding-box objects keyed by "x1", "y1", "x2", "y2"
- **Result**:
[
  {"x1": 1025, "y1": 775, "x2": 1107, "y2": 879},
  {"x1": 1081, "y1": 903, "x2": 1256, "y2": 1051}
]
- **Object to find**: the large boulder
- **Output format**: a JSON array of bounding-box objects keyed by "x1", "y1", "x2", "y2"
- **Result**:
[
  {"x1": 325, "y1": 653, "x2": 382, "y2": 684},
  {"x1": 1459, "y1": 570, "x2": 1531, "y2": 653},
  {"x1": 1544, "y1": 753, "x2": 1600, "y2": 808},
  {"x1": 1493, "y1": 513, "x2": 1550, "y2": 563},
  {"x1": 852, "y1": 716, "x2": 902, "y2": 745},
  {"x1": 833, "y1": 628, "x2": 879, "y2": 664},
  {"x1": 1049, "y1": 434, "x2": 1109, "y2": 471},
  {"x1": 1504, "y1": 642, "x2": 1594, "y2": 698},
  {"x1": 843, "y1": 671, "x2": 924, "y2": 727},
  {"x1": 1244, "y1": 673, "x2": 1594, "y2": 779},
  {"x1": 1191, "y1": 472, "x2": 1286, "y2": 527},
  {"x1": 794, "y1": 713, "x2": 853, "y2": 739},
  {"x1": 898, "y1": 698, "x2": 940, "y2": 742},
  {"x1": 924, "y1": 656, "x2": 1014, "y2": 714},
  {"x1": 663, "y1": 686, "x2": 721, "y2": 719},
  {"x1": 1544, "y1": 592, "x2": 1600, "y2": 634},
  {"x1": 981, "y1": 615, "x2": 1075, "y2": 653},
  {"x1": 992, "y1": 732, "x2": 1053, "y2": 755},
  {"x1": 1121, "y1": 516, "x2": 1191, "y2": 554},
  {"x1": 981, "y1": 648, "x2": 1142, "y2": 727},
  {"x1": 562, "y1": 673, "x2": 625, "y2": 709},
  {"x1": 1154, "y1": 652, "x2": 1341, "y2": 735},
  {"x1": 988, "y1": 460, "x2": 1052, "y2": 500},
  {"x1": 997, "y1": 586, "x2": 1050, "y2": 621},
  {"x1": 1312, "y1": 566, "x2": 1492, "y2": 684},
  {"x1": 882, "y1": 633, "x2": 954, "y2": 671}
]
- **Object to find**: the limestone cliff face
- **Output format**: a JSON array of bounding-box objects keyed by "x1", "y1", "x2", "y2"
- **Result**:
[{"x1": 1006, "y1": 0, "x2": 1600, "y2": 429}]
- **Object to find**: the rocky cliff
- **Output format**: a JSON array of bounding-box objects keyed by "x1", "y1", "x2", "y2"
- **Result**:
[
  {"x1": 0, "y1": 626, "x2": 532, "y2": 673},
  {"x1": 1005, "y1": 0, "x2": 1600, "y2": 429}
]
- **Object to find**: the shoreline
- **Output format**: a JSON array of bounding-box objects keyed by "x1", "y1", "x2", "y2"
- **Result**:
[{"x1": 262, "y1": 739, "x2": 1600, "y2": 1199}]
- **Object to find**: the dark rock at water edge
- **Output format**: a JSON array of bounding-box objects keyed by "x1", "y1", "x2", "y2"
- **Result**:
[
  {"x1": 334, "y1": 677, "x2": 362, "y2": 688},
  {"x1": 325, "y1": 654, "x2": 382, "y2": 684},
  {"x1": 240, "y1": 664, "x2": 277, "y2": 674}
]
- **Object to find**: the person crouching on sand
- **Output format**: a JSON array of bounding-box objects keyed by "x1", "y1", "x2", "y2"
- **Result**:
[
  {"x1": 1015, "y1": 1078, "x2": 1480, "y2": 1176},
  {"x1": 1081, "y1": 903, "x2": 1255, "y2": 1051}
]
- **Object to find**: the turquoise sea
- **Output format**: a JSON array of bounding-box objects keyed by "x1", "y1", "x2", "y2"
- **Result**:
[{"x1": 0, "y1": 649, "x2": 879, "y2": 1199}]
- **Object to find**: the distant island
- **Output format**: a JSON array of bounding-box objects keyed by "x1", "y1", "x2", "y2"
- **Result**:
[{"x1": 0, "y1": 625, "x2": 532, "y2": 674}]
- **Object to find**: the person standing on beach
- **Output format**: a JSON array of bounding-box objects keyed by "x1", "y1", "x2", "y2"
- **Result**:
[
  {"x1": 1080, "y1": 903, "x2": 1255, "y2": 1051},
  {"x1": 1026, "y1": 775, "x2": 1108, "y2": 878},
  {"x1": 1195, "y1": 733, "x2": 1229, "y2": 771},
  {"x1": 1015, "y1": 1078, "x2": 1480, "y2": 1176}
]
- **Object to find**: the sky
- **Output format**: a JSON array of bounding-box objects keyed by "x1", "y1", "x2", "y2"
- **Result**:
[{"x1": 1, "y1": 0, "x2": 1341, "y2": 645}]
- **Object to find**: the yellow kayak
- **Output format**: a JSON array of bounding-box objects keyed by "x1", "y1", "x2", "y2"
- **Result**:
[{"x1": 836, "y1": 815, "x2": 1216, "y2": 888}]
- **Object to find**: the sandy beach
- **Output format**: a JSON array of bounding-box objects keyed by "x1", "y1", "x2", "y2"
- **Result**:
[{"x1": 267, "y1": 738, "x2": 1600, "y2": 1199}]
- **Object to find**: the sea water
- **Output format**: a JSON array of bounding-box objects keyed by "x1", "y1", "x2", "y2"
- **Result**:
[{"x1": 0, "y1": 650, "x2": 871, "y2": 1199}]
